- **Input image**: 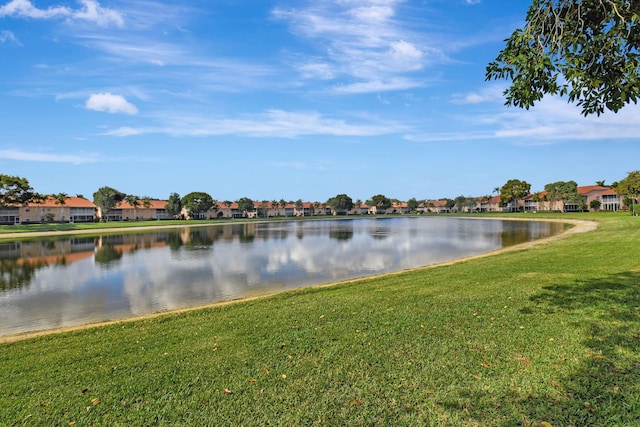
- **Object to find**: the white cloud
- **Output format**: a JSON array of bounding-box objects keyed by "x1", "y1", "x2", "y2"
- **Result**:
[
  {"x1": 73, "y1": 0, "x2": 124, "y2": 27},
  {"x1": 406, "y1": 95, "x2": 640, "y2": 143},
  {"x1": 297, "y1": 62, "x2": 335, "y2": 80},
  {"x1": 0, "y1": 149, "x2": 98, "y2": 164},
  {"x1": 102, "y1": 109, "x2": 406, "y2": 138},
  {"x1": 0, "y1": 29, "x2": 20, "y2": 44},
  {"x1": 273, "y1": 0, "x2": 435, "y2": 93},
  {"x1": 0, "y1": 0, "x2": 68, "y2": 19},
  {"x1": 450, "y1": 86, "x2": 503, "y2": 104},
  {"x1": 0, "y1": 0, "x2": 123, "y2": 27},
  {"x1": 333, "y1": 77, "x2": 422, "y2": 93},
  {"x1": 85, "y1": 92, "x2": 139, "y2": 115}
]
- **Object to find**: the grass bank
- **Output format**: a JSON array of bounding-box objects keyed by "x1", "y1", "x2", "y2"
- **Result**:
[
  {"x1": 1, "y1": 213, "x2": 638, "y2": 426},
  {"x1": 0, "y1": 215, "x2": 337, "y2": 240}
]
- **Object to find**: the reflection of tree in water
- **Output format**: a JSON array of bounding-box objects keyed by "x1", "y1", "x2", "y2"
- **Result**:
[
  {"x1": 238, "y1": 233, "x2": 255, "y2": 244},
  {"x1": 235, "y1": 224, "x2": 255, "y2": 244},
  {"x1": 0, "y1": 258, "x2": 48, "y2": 292},
  {"x1": 164, "y1": 232, "x2": 183, "y2": 251},
  {"x1": 369, "y1": 226, "x2": 390, "y2": 240},
  {"x1": 94, "y1": 245, "x2": 123, "y2": 266},
  {"x1": 185, "y1": 229, "x2": 214, "y2": 248},
  {"x1": 329, "y1": 225, "x2": 354, "y2": 241}
]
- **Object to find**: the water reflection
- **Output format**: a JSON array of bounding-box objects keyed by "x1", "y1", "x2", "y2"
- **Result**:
[{"x1": 0, "y1": 218, "x2": 566, "y2": 336}]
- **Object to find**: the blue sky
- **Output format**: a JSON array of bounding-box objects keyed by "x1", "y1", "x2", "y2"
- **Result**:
[{"x1": 1, "y1": 0, "x2": 639, "y2": 203}]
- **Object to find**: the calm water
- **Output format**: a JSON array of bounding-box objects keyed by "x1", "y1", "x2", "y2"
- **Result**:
[{"x1": 0, "y1": 217, "x2": 566, "y2": 336}]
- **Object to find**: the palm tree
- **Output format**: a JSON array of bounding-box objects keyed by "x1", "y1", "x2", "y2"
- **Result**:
[
  {"x1": 124, "y1": 195, "x2": 139, "y2": 220},
  {"x1": 354, "y1": 199, "x2": 362, "y2": 215},
  {"x1": 140, "y1": 196, "x2": 153, "y2": 220},
  {"x1": 52, "y1": 192, "x2": 67, "y2": 222}
]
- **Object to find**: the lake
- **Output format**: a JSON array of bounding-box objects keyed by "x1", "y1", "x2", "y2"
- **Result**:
[{"x1": 0, "y1": 217, "x2": 567, "y2": 337}]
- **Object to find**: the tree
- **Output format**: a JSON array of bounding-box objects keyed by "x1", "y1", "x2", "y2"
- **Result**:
[
  {"x1": 181, "y1": 192, "x2": 214, "y2": 219},
  {"x1": 237, "y1": 197, "x2": 254, "y2": 217},
  {"x1": 165, "y1": 192, "x2": 182, "y2": 219},
  {"x1": 596, "y1": 180, "x2": 607, "y2": 187},
  {"x1": 51, "y1": 193, "x2": 67, "y2": 221},
  {"x1": 590, "y1": 199, "x2": 602, "y2": 211},
  {"x1": 93, "y1": 186, "x2": 125, "y2": 221},
  {"x1": 295, "y1": 199, "x2": 304, "y2": 215},
  {"x1": 142, "y1": 196, "x2": 152, "y2": 209},
  {"x1": 444, "y1": 198, "x2": 456, "y2": 210},
  {"x1": 327, "y1": 194, "x2": 353, "y2": 215},
  {"x1": 500, "y1": 179, "x2": 531, "y2": 212},
  {"x1": 259, "y1": 200, "x2": 269, "y2": 217},
  {"x1": 407, "y1": 198, "x2": 419, "y2": 213},
  {"x1": 354, "y1": 199, "x2": 363, "y2": 214},
  {"x1": 370, "y1": 194, "x2": 392, "y2": 213},
  {"x1": 486, "y1": 0, "x2": 640, "y2": 116},
  {"x1": 124, "y1": 195, "x2": 139, "y2": 220},
  {"x1": 616, "y1": 170, "x2": 640, "y2": 215},
  {"x1": 0, "y1": 174, "x2": 38, "y2": 207},
  {"x1": 453, "y1": 195, "x2": 471, "y2": 212},
  {"x1": 544, "y1": 180, "x2": 581, "y2": 211}
]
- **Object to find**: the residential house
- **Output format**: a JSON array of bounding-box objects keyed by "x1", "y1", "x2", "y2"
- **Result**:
[
  {"x1": 0, "y1": 206, "x2": 20, "y2": 224},
  {"x1": 522, "y1": 185, "x2": 622, "y2": 212},
  {"x1": 101, "y1": 199, "x2": 169, "y2": 221},
  {"x1": 15, "y1": 196, "x2": 97, "y2": 224},
  {"x1": 478, "y1": 196, "x2": 502, "y2": 212},
  {"x1": 387, "y1": 202, "x2": 410, "y2": 214},
  {"x1": 578, "y1": 185, "x2": 622, "y2": 212},
  {"x1": 420, "y1": 200, "x2": 451, "y2": 214}
]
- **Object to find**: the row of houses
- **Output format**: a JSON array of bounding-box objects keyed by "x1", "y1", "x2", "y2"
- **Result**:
[
  {"x1": 477, "y1": 185, "x2": 623, "y2": 213},
  {"x1": 0, "y1": 185, "x2": 627, "y2": 225}
]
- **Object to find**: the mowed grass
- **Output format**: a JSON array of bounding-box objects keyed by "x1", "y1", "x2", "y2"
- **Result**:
[{"x1": 1, "y1": 213, "x2": 639, "y2": 426}]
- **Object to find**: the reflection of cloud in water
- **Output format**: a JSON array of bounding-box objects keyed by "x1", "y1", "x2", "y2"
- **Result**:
[{"x1": 0, "y1": 218, "x2": 562, "y2": 336}]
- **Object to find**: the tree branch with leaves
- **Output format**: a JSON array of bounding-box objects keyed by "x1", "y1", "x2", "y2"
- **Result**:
[{"x1": 487, "y1": 0, "x2": 640, "y2": 116}]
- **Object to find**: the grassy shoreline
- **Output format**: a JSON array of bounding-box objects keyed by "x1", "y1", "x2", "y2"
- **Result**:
[{"x1": 1, "y1": 213, "x2": 638, "y2": 425}]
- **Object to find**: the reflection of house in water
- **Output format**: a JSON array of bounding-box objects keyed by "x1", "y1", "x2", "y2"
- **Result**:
[
  {"x1": 10, "y1": 237, "x2": 97, "y2": 266},
  {"x1": 0, "y1": 237, "x2": 97, "y2": 292},
  {"x1": 96, "y1": 234, "x2": 169, "y2": 253}
]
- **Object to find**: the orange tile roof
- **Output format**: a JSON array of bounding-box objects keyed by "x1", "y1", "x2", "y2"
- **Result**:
[
  {"x1": 116, "y1": 199, "x2": 167, "y2": 209},
  {"x1": 577, "y1": 185, "x2": 611, "y2": 195},
  {"x1": 28, "y1": 196, "x2": 96, "y2": 208},
  {"x1": 425, "y1": 200, "x2": 449, "y2": 207}
]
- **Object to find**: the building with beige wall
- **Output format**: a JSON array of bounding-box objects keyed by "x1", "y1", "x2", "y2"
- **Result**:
[{"x1": 9, "y1": 196, "x2": 97, "y2": 224}]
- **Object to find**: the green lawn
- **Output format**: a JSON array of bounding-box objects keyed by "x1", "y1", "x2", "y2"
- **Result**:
[{"x1": 1, "y1": 213, "x2": 638, "y2": 426}]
